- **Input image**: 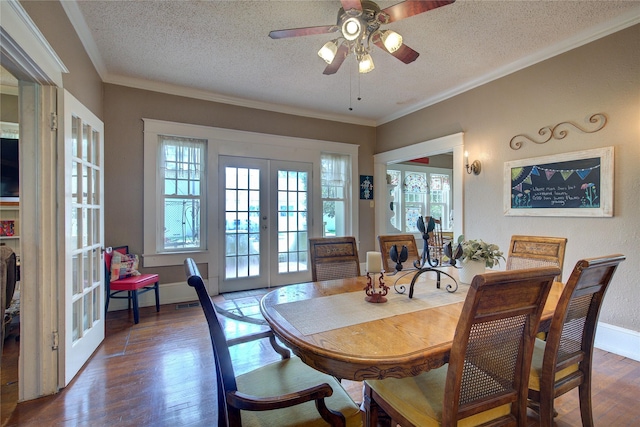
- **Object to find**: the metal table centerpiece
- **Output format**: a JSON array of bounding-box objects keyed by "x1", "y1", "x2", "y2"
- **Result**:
[{"x1": 389, "y1": 216, "x2": 462, "y2": 298}]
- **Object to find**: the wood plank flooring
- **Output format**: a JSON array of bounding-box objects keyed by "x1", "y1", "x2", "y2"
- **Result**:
[{"x1": 2, "y1": 291, "x2": 640, "y2": 426}]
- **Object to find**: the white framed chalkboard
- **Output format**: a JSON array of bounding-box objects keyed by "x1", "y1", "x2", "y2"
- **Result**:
[{"x1": 504, "y1": 147, "x2": 613, "y2": 217}]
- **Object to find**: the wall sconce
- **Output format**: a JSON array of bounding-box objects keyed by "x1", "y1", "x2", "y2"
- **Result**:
[{"x1": 464, "y1": 151, "x2": 481, "y2": 175}]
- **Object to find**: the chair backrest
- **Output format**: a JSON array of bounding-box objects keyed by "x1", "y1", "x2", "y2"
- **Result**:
[
  {"x1": 425, "y1": 216, "x2": 444, "y2": 265},
  {"x1": 506, "y1": 235, "x2": 567, "y2": 281},
  {"x1": 443, "y1": 266, "x2": 560, "y2": 425},
  {"x1": 377, "y1": 234, "x2": 420, "y2": 272},
  {"x1": 309, "y1": 236, "x2": 360, "y2": 281},
  {"x1": 184, "y1": 258, "x2": 236, "y2": 427},
  {"x1": 539, "y1": 254, "x2": 625, "y2": 395}
]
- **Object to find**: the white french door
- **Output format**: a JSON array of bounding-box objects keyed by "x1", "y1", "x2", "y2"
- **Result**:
[
  {"x1": 219, "y1": 156, "x2": 311, "y2": 292},
  {"x1": 61, "y1": 90, "x2": 105, "y2": 386}
]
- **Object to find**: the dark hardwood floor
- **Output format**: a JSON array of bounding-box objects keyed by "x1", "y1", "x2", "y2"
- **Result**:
[{"x1": 2, "y1": 290, "x2": 639, "y2": 426}]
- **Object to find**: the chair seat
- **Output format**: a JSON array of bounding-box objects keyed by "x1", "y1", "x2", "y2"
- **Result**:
[
  {"x1": 110, "y1": 273, "x2": 159, "y2": 291},
  {"x1": 237, "y1": 357, "x2": 362, "y2": 427},
  {"x1": 528, "y1": 337, "x2": 580, "y2": 391},
  {"x1": 365, "y1": 364, "x2": 511, "y2": 427}
]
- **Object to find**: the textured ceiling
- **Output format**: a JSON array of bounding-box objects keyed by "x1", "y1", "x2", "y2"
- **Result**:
[{"x1": 64, "y1": 0, "x2": 640, "y2": 126}]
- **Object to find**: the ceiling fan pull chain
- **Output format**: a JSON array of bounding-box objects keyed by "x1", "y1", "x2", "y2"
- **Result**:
[{"x1": 349, "y1": 62, "x2": 354, "y2": 111}]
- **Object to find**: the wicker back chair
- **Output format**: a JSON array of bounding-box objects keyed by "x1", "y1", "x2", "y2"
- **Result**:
[
  {"x1": 377, "y1": 234, "x2": 420, "y2": 272},
  {"x1": 528, "y1": 254, "x2": 625, "y2": 427},
  {"x1": 506, "y1": 235, "x2": 567, "y2": 281},
  {"x1": 363, "y1": 266, "x2": 560, "y2": 427},
  {"x1": 309, "y1": 236, "x2": 361, "y2": 282},
  {"x1": 426, "y1": 216, "x2": 445, "y2": 266},
  {"x1": 184, "y1": 258, "x2": 362, "y2": 427}
]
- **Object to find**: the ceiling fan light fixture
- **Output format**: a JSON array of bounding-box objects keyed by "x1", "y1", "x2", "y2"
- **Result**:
[
  {"x1": 358, "y1": 53, "x2": 375, "y2": 74},
  {"x1": 318, "y1": 40, "x2": 338, "y2": 64},
  {"x1": 381, "y1": 30, "x2": 403, "y2": 53},
  {"x1": 342, "y1": 17, "x2": 362, "y2": 41}
]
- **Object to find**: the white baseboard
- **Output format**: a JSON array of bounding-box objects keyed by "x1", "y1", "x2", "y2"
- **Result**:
[{"x1": 595, "y1": 322, "x2": 640, "y2": 362}]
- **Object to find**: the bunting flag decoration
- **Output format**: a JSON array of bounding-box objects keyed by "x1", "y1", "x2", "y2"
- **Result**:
[
  {"x1": 511, "y1": 162, "x2": 601, "y2": 191},
  {"x1": 576, "y1": 169, "x2": 592, "y2": 180}
]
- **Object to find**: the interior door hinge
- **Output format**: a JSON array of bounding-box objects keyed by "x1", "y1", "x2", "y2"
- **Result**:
[
  {"x1": 50, "y1": 112, "x2": 58, "y2": 131},
  {"x1": 52, "y1": 331, "x2": 59, "y2": 350}
]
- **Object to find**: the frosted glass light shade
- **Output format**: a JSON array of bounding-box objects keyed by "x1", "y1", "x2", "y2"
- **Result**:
[
  {"x1": 381, "y1": 30, "x2": 403, "y2": 53},
  {"x1": 358, "y1": 54, "x2": 375, "y2": 73},
  {"x1": 318, "y1": 41, "x2": 338, "y2": 64}
]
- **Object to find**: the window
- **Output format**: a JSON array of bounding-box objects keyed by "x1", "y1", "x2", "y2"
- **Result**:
[
  {"x1": 158, "y1": 136, "x2": 206, "y2": 252},
  {"x1": 321, "y1": 153, "x2": 350, "y2": 237},
  {"x1": 143, "y1": 118, "x2": 358, "y2": 269},
  {"x1": 388, "y1": 167, "x2": 452, "y2": 233}
]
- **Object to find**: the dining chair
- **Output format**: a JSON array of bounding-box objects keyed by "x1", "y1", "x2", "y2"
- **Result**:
[
  {"x1": 184, "y1": 258, "x2": 363, "y2": 427},
  {"x1": 426, "y1": 217, "x2": 446, "y2": 266},
  {"x1": 309, "y1": 236, "x2": 361, "y2": 282},
  {"x1": 377, "y1": 234, "x2": 420, "y2": 273},
  {"x1": 506, "y1": 235, "x2": 567, "y2": 281},
  {"x1": 528, "y1": 254, "x2": 625, "y2": 427},
  {"x1": 105, "y1": 245, "x2": 160, "y2": 324},
  {"x1": 363, "y1": 266, "x2": 560, "y2": 427}
]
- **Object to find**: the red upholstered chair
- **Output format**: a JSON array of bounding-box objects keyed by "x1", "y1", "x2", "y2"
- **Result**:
[{"x1": 105, "y1": 246, "x2": 160, "y2": 324}]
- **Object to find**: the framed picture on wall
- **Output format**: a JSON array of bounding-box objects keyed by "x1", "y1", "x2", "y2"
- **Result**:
[
  {"x1": 360, "y1": 175, "x2": 373, "y2": 200},
  {"x1": 504, "y1": 146, "x2": 613, "y2": 217}
]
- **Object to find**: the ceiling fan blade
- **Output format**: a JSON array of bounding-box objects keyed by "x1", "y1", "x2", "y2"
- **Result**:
[
  {"x1": 323, "y1": 43, "x2": 349, "y2": 75},
  {"x1": 340, "y1": 0, "x2": 362, "y2": 11},
  {"x1": 374, "y1": 39, "x2": 419, "y2": 64},
  {"x1": 382, "y1": 0, "x2": 455, "y2": 23},
  {"x1": 269, "y1": 25, "x2": 338, "y2": 39}
]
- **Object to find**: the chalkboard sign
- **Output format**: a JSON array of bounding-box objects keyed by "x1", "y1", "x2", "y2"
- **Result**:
[{"x1": 504, "y1": 147, "x2": 613, "y2": 217}]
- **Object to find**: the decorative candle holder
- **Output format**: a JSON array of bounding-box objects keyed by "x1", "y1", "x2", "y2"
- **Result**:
[{"x1": 364, "y1": 271, "x2": 389, "y2": 303}]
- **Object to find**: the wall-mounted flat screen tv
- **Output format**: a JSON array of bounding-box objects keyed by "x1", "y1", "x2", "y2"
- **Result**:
[{"x1": 0, "y1": 137, "x2": 19, "y2": 200}]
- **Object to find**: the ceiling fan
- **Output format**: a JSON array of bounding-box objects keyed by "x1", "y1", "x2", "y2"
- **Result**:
[{"x1": 269, "y1": 0, "x2": 455, "y2": 75}]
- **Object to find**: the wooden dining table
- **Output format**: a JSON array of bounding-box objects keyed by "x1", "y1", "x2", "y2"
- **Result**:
[{"x1": 260, "y1": 268, "x2": 563, "y2": 381}]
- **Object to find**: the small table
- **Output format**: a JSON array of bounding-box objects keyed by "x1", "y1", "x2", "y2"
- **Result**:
[{"x1": 260, "y1": 270, "x2": 562, "y2": 381}]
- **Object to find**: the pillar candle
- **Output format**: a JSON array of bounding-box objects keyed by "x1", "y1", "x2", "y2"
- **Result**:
[{"x1": 366, "y1": 251, "x2": 382, "y2": 274}]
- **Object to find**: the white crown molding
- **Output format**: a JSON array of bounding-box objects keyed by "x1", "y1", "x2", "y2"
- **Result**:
[
  {"x1": 104, "y1": 74, "x2": 377, "y2": 127},
  {"x1": 377, "y1": 6, "x2": 640, "y2": 125},
  {"x1": 60, "y1": 0, "x2": 106, "y2": 80}
]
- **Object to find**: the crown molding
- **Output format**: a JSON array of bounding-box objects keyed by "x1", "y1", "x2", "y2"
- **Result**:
[{"x1": 104, "y1": 74, "x2": 377, "y2": 127}]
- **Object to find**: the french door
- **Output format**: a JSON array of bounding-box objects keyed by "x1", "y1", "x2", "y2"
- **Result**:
[
  {"x1": 219, "y1": 156, "x2": 311, "y2": 292},
  {"x1": 61, "y1": 90, "x2": 105, "y2": 385}
]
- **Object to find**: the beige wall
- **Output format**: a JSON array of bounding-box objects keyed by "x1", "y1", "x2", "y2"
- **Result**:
[
  {"x1": 377, "y1": 24, "x2": 640, "y2": 332},
  {"x1": 1, "y1": 94, "x2": 19, "y2": 123},
  {"x1": 102, "y1": 84, "x2": 376, "y2": 284},
  {"x1": 21, "y1": 0, "x2": 104, "y2": 118}
]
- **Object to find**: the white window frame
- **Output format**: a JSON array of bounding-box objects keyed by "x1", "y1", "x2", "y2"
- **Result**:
[{"x1": 143, "y1": 119, "x2": 359, "y2": 270}]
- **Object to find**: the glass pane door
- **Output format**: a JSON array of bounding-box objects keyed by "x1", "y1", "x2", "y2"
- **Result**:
[
  {"x1": 219, "y1": 157, "x2": 312, "y2": 292},
  {"x1": 63, "y1": 90, "x2": 105, "y2": 386}
]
